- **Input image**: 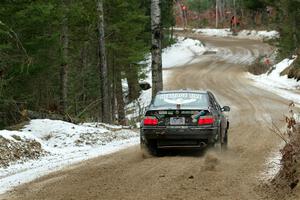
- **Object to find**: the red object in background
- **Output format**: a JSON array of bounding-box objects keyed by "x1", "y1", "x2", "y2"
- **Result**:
[
  {"x1": 181, "y1": 4, "x2": 187, "y2": 11},
  {"x1": 264, "y1": 57, "x2": 271, "y2": 65},
  {"x1": 231, "y1": 16, "x2": 239, "y2": 25}
]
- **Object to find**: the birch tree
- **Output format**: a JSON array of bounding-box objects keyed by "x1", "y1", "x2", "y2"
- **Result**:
[
  {"x1": 151, "y1": 0, "x2": 163, "y2": 98},
  {"x1": 97, "y1": 0, "x2": 111, "y2": 123}
]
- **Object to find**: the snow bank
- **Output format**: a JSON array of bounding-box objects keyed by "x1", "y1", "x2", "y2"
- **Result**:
[
  {"x1": 250, "y1": 58, "x2": 298, "y2": 90},
  {"x1": 193, "y1": 28, "x2": 231, "y2": 37},
  {"x1": 193, "y1": 28, "x2": 279, "y2": 40},
  {"x1": 163, "y1": 37, "x2": 206, "y2": 68},
  {"x1": 0, "y1": 119, "x2": 139, "y2": 194},
  {"x1": 0, "y1": 132, "x2": 44, "y2": 168},
  {"x1": 238, "y1": 30, "x2": 279, "y2": 40},
  {"x1": 248, "y1": 56, "x2": 300, "y2": 103},
  {"x1": 142, "y1": 37, "x2": 207, "y2": 69}
]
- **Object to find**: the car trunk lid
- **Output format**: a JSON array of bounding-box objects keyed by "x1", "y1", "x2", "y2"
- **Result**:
[{"x1": 145, "y1": 109, "x2": 210, "y2": 126}]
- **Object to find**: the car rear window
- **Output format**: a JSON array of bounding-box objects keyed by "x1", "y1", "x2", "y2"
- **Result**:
[{"x1": 153, "y1": 92, "x2": 208, "y2": 108}]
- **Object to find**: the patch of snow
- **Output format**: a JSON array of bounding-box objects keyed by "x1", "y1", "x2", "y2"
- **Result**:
[
  {"x1": 260, "y1": 142, "x2": 284, "y2": 181},
  {"x1": 294, "y1": 113, "x2": 300, "y2": 123},
  {"x1": 0, "y1": 119, "x2": 139, "y2": 194},
  {"x1": 0, "y1": 130, "x2": 36, "y2": 142},
  {"x1": 173, "y1": 27, "x2": 185, "y2": 31},
  {"x1": 194, "y1": 28, "x2": 232, "y2": 37},
  {"x1": 193, "y1": 28, "x2": 279, "y2": 40},
  {"x1": 163, "y1": 37, "x2": 206, "y2": 68},
  {"x1": 82, "y1": 122, "x2": 129, "y2": 130},
  {"x1": 238, "y1": 30, "x2": 279, "y2": 40},
  {"x1": 248, "y1": 56, "x2": 300, "y2": 103}
]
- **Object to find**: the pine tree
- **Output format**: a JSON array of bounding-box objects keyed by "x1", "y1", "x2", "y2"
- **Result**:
[{"x1": 0, "y1": 0, "x2": 174, "y2": 127}]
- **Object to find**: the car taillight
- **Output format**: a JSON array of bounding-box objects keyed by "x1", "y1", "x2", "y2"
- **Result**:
[
  {"x1": 143, "y1": 116, "x2": 158, "y2": 125},
  {"x1": 198, "y1": 117, "x2": 215, "y2": 125}
]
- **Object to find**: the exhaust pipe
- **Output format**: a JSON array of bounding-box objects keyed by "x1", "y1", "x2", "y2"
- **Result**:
[{"x1": 200, "y1": 142, "x2": 207, "y2": 147}]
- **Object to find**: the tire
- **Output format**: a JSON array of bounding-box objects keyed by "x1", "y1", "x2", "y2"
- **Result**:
[
  {"x1": 222, "y1": 131, "x2": 228, "y2": 149},
  {"x1": 140, "y1": 138, "x2": 162, "y2": 157},
  {"x1": 214, "y1": 128, "x2": 227, "y2": 152}
]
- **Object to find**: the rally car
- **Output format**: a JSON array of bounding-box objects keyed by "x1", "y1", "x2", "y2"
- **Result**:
[{"x1": 140, "y1": 90, "x2": 230, "y2": 156}]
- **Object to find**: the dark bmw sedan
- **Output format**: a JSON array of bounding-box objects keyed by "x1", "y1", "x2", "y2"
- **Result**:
[{"x1": 140, "y1": 90, "x2": 230, "y2": 156}]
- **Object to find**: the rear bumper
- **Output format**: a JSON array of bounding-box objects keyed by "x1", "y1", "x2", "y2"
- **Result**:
[{"x1": 141, "y1": 126, "x2": 218, "y2": 148}]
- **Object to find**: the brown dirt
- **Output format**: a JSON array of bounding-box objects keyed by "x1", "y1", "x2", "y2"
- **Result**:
[
  {"x1": 281, "y1": 63, "x2": 300, "y2": 81},
  {"x1": 247, "y1": 58, "x2": 271, "y2": 75},
  {"x1": 0, "y1": 136, "x2": 44, "y2": 168},
  {"x1": 2, "y1": 36, "x2": 298, "y2": 200}
]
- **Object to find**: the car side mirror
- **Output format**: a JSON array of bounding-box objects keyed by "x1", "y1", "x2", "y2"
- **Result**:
[
  {"x1": 222, "y1": 106, "x2": 230, "y2": 112},
  {"x1": 139, "y1": 81, "x2": 151, "y2": 91}
]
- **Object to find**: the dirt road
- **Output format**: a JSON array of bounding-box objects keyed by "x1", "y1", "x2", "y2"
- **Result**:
[{"x1": 2, "y1": 36, "x2": 294, "y2": 200}]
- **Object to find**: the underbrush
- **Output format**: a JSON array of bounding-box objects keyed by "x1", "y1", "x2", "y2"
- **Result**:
[
  {"x1": 264, "y1": 102, "x2": 300, "y2": 199},
  {"x1": 280, "y1": 58, "x2": 300, "y2": 81},
  {"x1": 0, "y1": 135, "x2": 44, "y2": 168},
  {"x1": 247, "y1": 56, "x2": 272, "y2": 75}
]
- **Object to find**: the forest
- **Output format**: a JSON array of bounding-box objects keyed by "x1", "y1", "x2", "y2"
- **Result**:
[
  {"x1": 0, "y1": 0, "x2": 174, "y2": 128},
  {"x1": 0, "y1": 0, "x2": 299, "y2": 128}
]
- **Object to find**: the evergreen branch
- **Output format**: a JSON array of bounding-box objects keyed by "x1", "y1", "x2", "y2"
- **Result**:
[{"x1": 0, "y1": 19, "x2": 32, "y2": 67}]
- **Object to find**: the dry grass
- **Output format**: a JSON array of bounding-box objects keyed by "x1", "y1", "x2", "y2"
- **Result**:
[
  {"x1": 281, "y1": 65, "x2": 300, "y2": 81},
  {"x1": 268, "y1": 102, "x2": 300, "y2": 199},
  {"x1": 6, "y1": 121, "x2": 30, "y2": 131},
  {"x1": 247, "y1": 57, "x2": 271, "y2": 75}
]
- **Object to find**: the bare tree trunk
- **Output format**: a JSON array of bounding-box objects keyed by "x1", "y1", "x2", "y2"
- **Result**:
[
  {"x1": 234, "y1": 0, "x2": 237, "y2": 30},
  {"x1": 60, "y1": 0, "x2": 69, "y2": 113},
  {"x1": 151, "y1": 0, "x2": 163, "y2": 99},
  {"x1": 218, "y1": 0, "x2": 225, "y2": 26},
  {"x1": 97, "y1": 0, "x2": 111, "y2": 123},
  {"x1": 216, "y1": 0, "x2": 219, "y2": 28},
  {"x1": 293, "y1": 13, "x2": 298, "y2": 51},
  {"x1": 115, "y1": 68, "x2": 125, "y2": 125},
  {"x1": 125, "y1": 64, "x2": 141, "y2": 102},
  {"x1": 111, "y1": 53, "x2": 116, "y2": 123}
]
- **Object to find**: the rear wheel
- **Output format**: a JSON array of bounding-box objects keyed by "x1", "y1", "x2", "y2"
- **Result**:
[
  {"x1": 214, "y1": 128, "x2": 227, "y2": 152},
  {"x1": 140, "y1": 138, "x2": 162, "y2": 157},
  {"x1": 221, "y1": 131, "x2": 228, "y2": 150},
  {"x1": 224, "y1": 130, "x2": 228, "y2": 148}
]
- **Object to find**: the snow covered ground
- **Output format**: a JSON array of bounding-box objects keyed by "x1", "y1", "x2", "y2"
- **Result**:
[
  {"x1": 193, "y1": 28, "x2": 279, "y2": 40},
  {"x1": 260, "y1": 139, "x2": 285, "y2": 181},
  {"x1": 174, "y1": 27, "x2": 279, "y2": 40},
  {"x1": 248, "y1": 56, "x2": 300, "y2": 104},
  {"x1": 0, "y1": 119, "x2": 139, "y2": 194}
]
